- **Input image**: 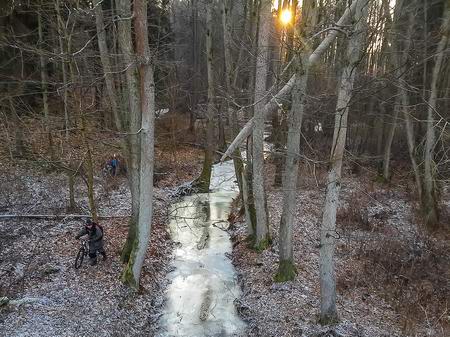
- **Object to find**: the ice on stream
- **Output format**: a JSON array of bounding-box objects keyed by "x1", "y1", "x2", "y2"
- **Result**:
[{"x1": 157, "y1": 160, "x2": 246, "y2": 337}]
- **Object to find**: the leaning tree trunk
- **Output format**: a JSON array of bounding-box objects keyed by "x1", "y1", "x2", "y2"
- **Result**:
[
  {"x1": 252, "y1": 0, "x2": 271, "y2": 251},
  {"x1": 222, "y1": 0, "x2": 361, "y2": 162},
  {"x1": 193, "y1": 0, "x2": 214, "y2": 193},
  {"x1": 422, "y1": 5, "x2": 449, "y2": 229},
  {"x1": 319, "y1": 0, "x2": 369, "y2": 324},
  {"x1": 121, "y1": 0, "x2": 155, "y2": 289}
]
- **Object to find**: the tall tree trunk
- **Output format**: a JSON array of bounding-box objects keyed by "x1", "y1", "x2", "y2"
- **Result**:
[
  {"x1": 402, "y1": 91, "x2": 422, "y2": 200},
  {"x1": 55, "y1": 0, "x2": 70, "y2": 137},
  {"x1": 382, "y1": 105, "x2": 398, "y2": 180},
  {"x1": 116, "y1": 0, "x2": 142, "y2": 263},
  {"x1": 218, "y1": 107, "x2": 227, "y2": 153},
  {"x1": 189, "y1": 0, "x2": 199, "y2": 132},
  {"x1": 9, "y1": 95, "x2": 26, "y2": 158},
  {"x1": 80, "y1": 106, "x2": 98, "y2": 222},
  {"x1": 252, "y1": 0, "x2": 271, "y2": 251},
  {"x1": 272, "y1": 0, "x2": 289, "y2": 188},
  {"x1": 284, "y1": 0, "x2": 298, "y2": 63},
  {"x1": 422, "y1": 5, "x2": 449, "y2": 229},
  {"x1": 222, "y1": 0, "x2": 244, "y2": 197},
  {"x1": 67, "y1": 52, "x2": 98, "y2": 221},
  {"x1": 222, "y1": 0, "x2": 233, "y2": 94},
  {"x1": 245, "y1": 137, "x2": 257, "y2": 240},
  {"x1": 232, "y1": 0, "x2": 251, "y2": 90},
  {"x1": 96, "y1": 0, "x2": 139, "y2": 262},
  {"x1": 276, "y1": 66, "x2": 308, "y2": 281},
  {"x1": 222, "y1": 0, "x2": 361, "y2": 161},
  {"x1": 381, "y1": 0, "x2": 407, "y2": 181},
  {"x1": 241, "y1": 168, "x2": 254, "y2": 237},
  {"x1": 38, "y1": 5, "x2": 55, "y2": 161},
  {"x1": 121, "y1": 0, "x2": 155, "y2": 289},
  {"x1": 67, "y1": 170, "x2": 76, "y2": 211},
  {"x1": 390, "y1": 2, "x2": 423, "y2": 202},
  {"x1": 319, "y1": 0, "x2": 369, "y2": 323},
  {"x1": 93, "y1": 0, "x2": 126, "y2": 135},
  {"x1": 54, "y1": 0, "x2": 69, "y2": 137},
  {"x1": 193, "y1": 0, "x2": 214, "y2": 193},
  {"x1": 275, "y1": 0, "x2": 318, "y2": 282},
  {"x1": 375, "y1": 104, "x2": 385, "y2": 156}
]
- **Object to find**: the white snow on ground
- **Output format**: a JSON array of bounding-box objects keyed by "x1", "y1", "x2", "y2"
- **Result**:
[
  {"x1": 0, "y1": 170, "x2": 171, "y2": 337},
  {"x1": 230, "y1": 170, "x2": 450, "y2": 337}
]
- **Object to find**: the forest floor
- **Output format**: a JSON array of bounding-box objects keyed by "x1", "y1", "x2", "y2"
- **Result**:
[
  {"x1": 1, "y1": 129, "x2": 450, "y2": 337},
  {"x1": 230, "y1": 162, "x2": 450, "y2": 337},
  {"x1": 0, "y1": 143, "x2": 203, "y2": 337}
]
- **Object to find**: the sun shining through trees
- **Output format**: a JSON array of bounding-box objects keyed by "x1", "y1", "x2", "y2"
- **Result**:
[
  {"x1": 1, "y1": 0, "x2": 449, "y2": 336},
  {"x1": 280, "y1": 8, "x2": 293, "y2": 25}
]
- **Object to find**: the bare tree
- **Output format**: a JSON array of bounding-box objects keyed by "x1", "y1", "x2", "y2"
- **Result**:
[
  {"x1": 276, "y1": 0, "x2": 318, "y2": 282},
  {"x1": 422, "y1": 3, "x2": 449, "y2": 229},
  {"x1": 221, "y1": 0, "x2": 362, "y2": 161},
  {"x1": 121, "y1": 0, "x2": 156, "y2": 288},
  {"x1": 252, "y1": 0, "x2": 271, "y2": 250},
  {"x1": 319, "y1": 0, "x2": 370, "y2": 323},
  {"x1": 113, "y1": 0, "x2": 142, "y2": 263},
  {"x1": 193, "y1": 0, "x2": 215, "y2": 193},
  {"x1": 54, "y1": 0, "x2": 70, "y2": 138},
  {"x1": 37, "y1": 3, "x2": 55, "y2": 160}
]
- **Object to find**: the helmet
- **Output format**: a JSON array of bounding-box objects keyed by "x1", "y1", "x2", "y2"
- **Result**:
[{"x1": 85, "y1": 218, "x2": 94, "y2": 228}]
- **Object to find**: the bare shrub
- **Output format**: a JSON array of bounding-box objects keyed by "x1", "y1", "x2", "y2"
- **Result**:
[
  {"x1": 341, "y1": 234, "x2": 450, "y2": 336},
  {"x1": 337, "y1": 192, "x2": 371, "y2": 231}
]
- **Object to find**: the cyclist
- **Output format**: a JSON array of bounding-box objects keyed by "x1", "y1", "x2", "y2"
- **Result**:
[
  {"x1": 75, "y1": 218, "x2": 106, "y2": 266},
  {"x1": 110, "y1": 154, "x2": 119, "y2": 176}
]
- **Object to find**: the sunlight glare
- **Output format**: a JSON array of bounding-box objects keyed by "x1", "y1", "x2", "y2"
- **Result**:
[{"x1": 280, "y1": 9, "x2": 292, "y2": 25}]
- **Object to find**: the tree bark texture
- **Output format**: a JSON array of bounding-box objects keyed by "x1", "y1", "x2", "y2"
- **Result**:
[
  {"x1": 253, "y1": 0, "x2": 271, "y2": 250},
  {"x1": 422, "y1": 4, "x2": 449, "y2": 229},
  {"x1": 319, "y1": 0, "x2": 369, "y2": 323},
  {"x1": 193, "y1": 0, "x2": 215, "y2": 193},
  {"x1": 222, "y1": 0, "x2": 361, "y2": 162},
  {"x1": 121, "y1": 0, "x2": 155, "y2": 289},
  {"x1": 116, "y1": 0, "x2": 142, "y2": 263},
  {"x1": 276, "y1": 0, "x2": 319, "y2": 282}
]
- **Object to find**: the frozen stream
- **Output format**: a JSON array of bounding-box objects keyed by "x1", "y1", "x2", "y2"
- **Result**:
[{"x1": 157, "y1": 160, "x2": 246, "y2": 337}]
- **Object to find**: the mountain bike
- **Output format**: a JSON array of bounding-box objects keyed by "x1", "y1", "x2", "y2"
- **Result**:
[{"x1": 74, "y1": 239, "x2": 89, "y2": 269}]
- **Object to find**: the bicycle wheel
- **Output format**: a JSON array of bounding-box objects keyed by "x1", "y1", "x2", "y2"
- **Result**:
[{"x1": 74, "y1": 246, "x2": 85, "y2": 269}]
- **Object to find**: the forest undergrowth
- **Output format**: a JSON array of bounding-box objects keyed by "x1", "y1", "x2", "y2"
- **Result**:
[
  {"x1": 0, "y1": 126, "x2": 203, "y2": 337},
  {"x1": 230, "y1": 161, "x2": 450, "y2": 337}
]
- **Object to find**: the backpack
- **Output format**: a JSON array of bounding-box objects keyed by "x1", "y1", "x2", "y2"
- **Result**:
[{"x1": 96, "y1": 223, "x2": 104, "y2": 235}]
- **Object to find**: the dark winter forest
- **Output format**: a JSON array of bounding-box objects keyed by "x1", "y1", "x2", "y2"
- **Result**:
[{"x1": 0, "y1": 0, "x2": 449, "y2": 336}]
